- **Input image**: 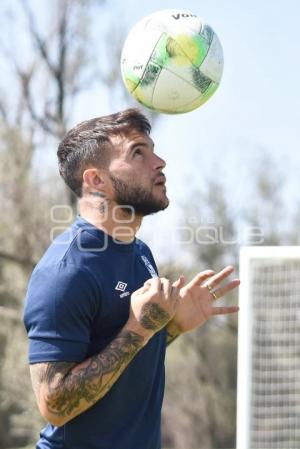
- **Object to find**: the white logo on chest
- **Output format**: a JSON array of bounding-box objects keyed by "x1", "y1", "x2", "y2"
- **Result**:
[
  {"x1": 115, "y1": 281, "x2": 127, "y2": 292},
  {"x1": 115, "y1": 281, "x2": 130, "y2": 299}
]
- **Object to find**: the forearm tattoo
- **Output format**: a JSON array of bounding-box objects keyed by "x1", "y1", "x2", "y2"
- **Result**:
[
  {"x1": 140, "y1": 303, "x2": 170, "y2": 331},
  {"x1": 166, "y1": 329, "x2": 179, "y2": 346},
  {"x1": 33, "y1": 330, "x2": 144, "y2": 420},
  {"x1": 166, "y1": 321, "x2": 181, "y2": 346}
]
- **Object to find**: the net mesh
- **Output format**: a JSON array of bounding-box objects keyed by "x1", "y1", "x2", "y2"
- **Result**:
[{"x1": 249, "y1": 259, "x2": 300, "y2": 449}]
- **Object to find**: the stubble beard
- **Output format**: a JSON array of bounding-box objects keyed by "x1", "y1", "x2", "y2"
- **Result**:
[{"x1": 109, "y1": 175, "x2": 169, "y2": 217}]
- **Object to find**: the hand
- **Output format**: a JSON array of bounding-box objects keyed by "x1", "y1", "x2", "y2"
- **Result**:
[
  {"x1": 127, "y1": 276, "x2": 185, "y2": 341},
  {"x1": 171, "y1": 266, "x2": 240, "y2": 333}
]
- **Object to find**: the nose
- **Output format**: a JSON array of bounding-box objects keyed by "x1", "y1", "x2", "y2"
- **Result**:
[{"x1": 152, "y1": 153, "x2": 166, "y2": 171}]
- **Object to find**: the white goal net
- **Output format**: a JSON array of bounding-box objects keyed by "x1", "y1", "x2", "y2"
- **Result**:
[{"x1": 236, "y1": 247, "x2": 300, "y2": 449}]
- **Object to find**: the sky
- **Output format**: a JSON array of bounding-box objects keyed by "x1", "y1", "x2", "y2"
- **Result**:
[
  {"x1": 108, "y1": 0, "x2": 300, "y2": 263},
  {"x1": 1, "y1": 0, "x2": 300, "y2": 265}
]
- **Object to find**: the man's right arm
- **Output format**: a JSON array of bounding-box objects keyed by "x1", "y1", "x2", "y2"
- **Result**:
[
  {"x1": 30, "y1": 325, "x2": 146, "y2": 427},
  {"x1": 30, "y1": 276, "x2": 182, "y2": 427}
]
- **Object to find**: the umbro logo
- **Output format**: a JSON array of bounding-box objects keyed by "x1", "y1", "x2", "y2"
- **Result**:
[{"x1": 115, "y1": 281, "x2": 127, "y2": 292}]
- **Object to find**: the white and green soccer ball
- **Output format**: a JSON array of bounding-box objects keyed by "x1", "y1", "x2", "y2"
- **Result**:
[{"x1": 120, "y1": 9, "x2": 224, "y2": 114}]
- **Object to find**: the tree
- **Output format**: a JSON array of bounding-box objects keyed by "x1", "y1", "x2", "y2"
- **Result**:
[
  {"x1": 0, "y1": 2, "x2": 133, "y2": 447},
  {"x1": 161, "y1": 176, "x2": 239, "y2": 449},
  {"x1": 0, "y1": 0, "x2": 109, "y2": 206},
  {"x1": 162, "y1": 148, "x2": 300, "y2": 449},
  {"x1": 0, "y1": 120, "x2": 67, "y2": 447},
  {"x1": 244, "y1": 151, "x2": 297, "y2": 245}
]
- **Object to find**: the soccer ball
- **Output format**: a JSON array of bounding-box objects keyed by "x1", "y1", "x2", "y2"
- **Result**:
[{"x1": 120, "y1": 9, "x2": 224, "y2": 114}]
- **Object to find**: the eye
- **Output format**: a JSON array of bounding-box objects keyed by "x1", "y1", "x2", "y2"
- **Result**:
[{"x1": 133, "y1": 148, "x2": 143, "y2": 157}]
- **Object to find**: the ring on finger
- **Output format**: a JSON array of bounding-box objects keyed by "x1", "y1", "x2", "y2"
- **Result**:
[{"x1": 206, "y1": 284, "x2": 218, "y2": 301}]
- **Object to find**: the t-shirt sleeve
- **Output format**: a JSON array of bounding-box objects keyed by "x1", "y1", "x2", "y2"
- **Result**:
[
  {"x1": 23, "y1": 261, "x2": 100, "y2": 364},
  {"x1": 146, "y1": 248, "x2": 159, "y2": 275},
  {"x1": 138, "y1": 240, "x2": 159, "y2": 276}
]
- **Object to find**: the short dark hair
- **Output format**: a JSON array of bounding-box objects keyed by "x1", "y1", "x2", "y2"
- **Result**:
[{"x1": 57, "y1": 108, "x2": 151, "y2": 197}]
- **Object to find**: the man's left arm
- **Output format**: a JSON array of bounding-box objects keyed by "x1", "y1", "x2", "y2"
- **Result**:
[
  {"x1": 166, "y1": 319, "x2": 181, "y2": 346},
  {"x1": 166, "y1": 266, "x2": 240, "y2": 346}
]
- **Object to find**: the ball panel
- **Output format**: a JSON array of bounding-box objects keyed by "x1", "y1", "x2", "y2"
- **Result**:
[
  {"x1": 147, "y1": 12, "x2": 209, "y2": 68},
  {"x1": 150, "y1": 33, "x2": 211, "y2": 92},
  {"x1": 139, "y1": 61, "x2": 162, "y2": 88},
  {"x1": 192, "y1": 69, "x2": 215, "y2": 94},
  {"x1": 120, "y1": 21, "x2": 166, "y2": 92},
  {"x1": 150, "y1": 32, "x2": 208, "y2": 69},
  {"x1": 200, "y1": 23, "x2": 214, "y2": 45},
  {"x1": 152, "y1": 45, "x2": 216, "y2": 98},
  {"x1": 173, "y1": 34, "x2": 209, "y2": 67},
  {"x1": 131, "y1": 61, "x2": 162, "y2": 109},
  {"x1": 132, "y1": 90, "x2": 155, "y2": 110},
  {"x1": 121, "y1": 69, "x2": 140, "y2": 93},
  {"x1": 199, "y1": 33, "x2": 223, "y2": 83},
  {"x1": 151, "y1": 33, "x2": 170, "y2": 67},
  {"x1": 173, "y1": 81, "x2": 219, "y2": 113},
  {"x1": 152, "y1": 69, "x2": 201, "y2": 113},
  {"x1": 132, "y1": 84, "x2": 154, "y2": 110}
]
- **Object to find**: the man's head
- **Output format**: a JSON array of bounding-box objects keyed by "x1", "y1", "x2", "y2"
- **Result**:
[{"x1": 57, "y1": 108, "x2": 168, "y2": 217}]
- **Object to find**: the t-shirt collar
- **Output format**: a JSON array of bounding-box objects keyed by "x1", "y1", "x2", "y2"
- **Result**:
[{"x1": 74, "y1": 215, "x2": 136, "y2": 253}]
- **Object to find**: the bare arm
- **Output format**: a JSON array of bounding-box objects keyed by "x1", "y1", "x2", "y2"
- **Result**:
[
  {"x1": 30, "y1": 277, "x2": 182, "y2": 427},
  {"x1": 166, "y1": 320, "x2": 181, "y2": 346},
  {"x1": 30, "y1": 326, "x2": 145, "y2": 427}
]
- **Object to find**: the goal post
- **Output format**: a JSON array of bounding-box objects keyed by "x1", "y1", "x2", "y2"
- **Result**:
[{"x1": 236, "y1": 246, "x2": 300, "y2": 449}]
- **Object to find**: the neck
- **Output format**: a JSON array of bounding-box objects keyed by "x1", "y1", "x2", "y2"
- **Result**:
[{"x1": 78, "y1": 196, "x2": 142, "y2": 242}]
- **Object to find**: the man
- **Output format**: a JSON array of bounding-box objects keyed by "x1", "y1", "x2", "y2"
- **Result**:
[{"x1": 24, "y1": 108, "x2": 239, "y2": 449}]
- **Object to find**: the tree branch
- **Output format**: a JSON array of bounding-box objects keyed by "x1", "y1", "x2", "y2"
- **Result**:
[
  {"x1": 16, "y1": 64, "x2": 61, "y2": 137},
  {"x1": 21, "y1": 0, "x2": 57, "y2": 77},
  {"x1": 56, "y1": 0, "x2": 68, "y2": 123}
]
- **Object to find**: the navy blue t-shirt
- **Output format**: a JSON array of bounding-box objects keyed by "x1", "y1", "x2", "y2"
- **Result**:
[{"x1": 24, "y1": 216, "x2": 166, "y2": 449}]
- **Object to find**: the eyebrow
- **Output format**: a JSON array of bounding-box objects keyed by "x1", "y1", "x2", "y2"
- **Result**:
[{"x1": 128, "y1": 140, "x2": 154, "y2": 154}]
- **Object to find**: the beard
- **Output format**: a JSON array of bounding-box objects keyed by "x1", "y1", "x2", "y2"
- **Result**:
[{"x1": 109, "y1": 174, "x2": 169, "y2": 217}]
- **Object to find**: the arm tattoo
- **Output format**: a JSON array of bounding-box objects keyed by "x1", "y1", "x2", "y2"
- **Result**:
[
  {"x1": 166, "y1": 320, "x2": 181, "y2": 346},
  {"x1": 140, "y1": 303, "x2": 170, "y2": 331},
  {"x1": 166, "y1": 329, "x2": 179, "y2": 346},
  {"x1": 32, "y1": 330, "x2": 144, "y2": 421}
]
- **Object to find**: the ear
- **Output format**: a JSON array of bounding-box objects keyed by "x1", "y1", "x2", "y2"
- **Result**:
[{"x1": 82, "y1": 168, "x2": 108, "y2": 193}]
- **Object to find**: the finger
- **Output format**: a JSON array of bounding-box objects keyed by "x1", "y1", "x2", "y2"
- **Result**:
[
  {"x1": 172, "y1": 275, "x2": 185, "y2": 289},
  {"x1": 213, "y1": 279, "x2": 240, "y2": 299},
  {"x1": 189, "y1": 270, "x2": 215, "y2": 287},
  {"x1": 134, "y1": 284, "x2": 150, "y2": 295},
  {"x1": 161, "y1": 278, "x2": 172, "y2": 298},
  {"x1": 204, "y1": 265, "x2": 235, "y2": 289},
  {"x1": 170, "y1": 276, "x2": 184, "y2": 299},
  {"x1": 211, "y1": 306, "x2": 239, "y2": 316},
  {"x1": 145, "y1": 276, "x2": 161, "y2": 292},
  {"x1": 159, "y1": 277, "x2": 169, "y2": 290}
]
